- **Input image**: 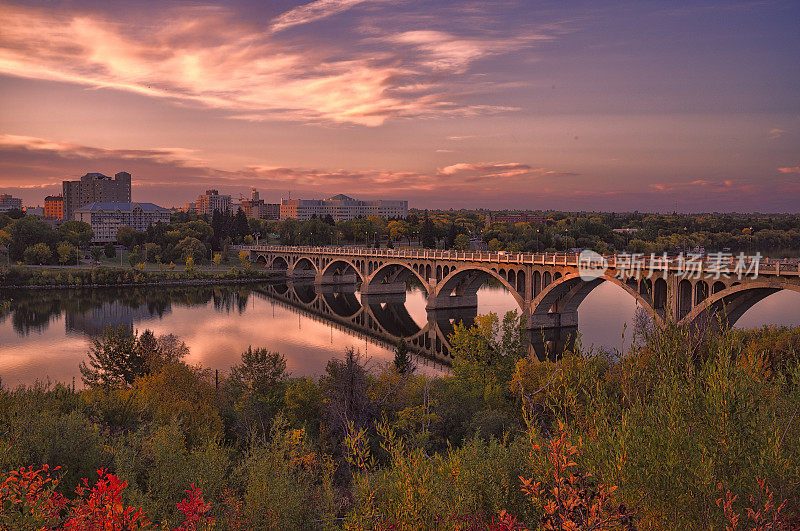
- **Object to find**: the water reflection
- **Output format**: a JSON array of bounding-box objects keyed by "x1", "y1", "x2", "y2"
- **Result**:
[{"x1": 2, "y1": 280, "x2": 799, "y2": 388}]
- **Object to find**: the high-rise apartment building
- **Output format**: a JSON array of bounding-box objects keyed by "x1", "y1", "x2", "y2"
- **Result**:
[
  {"x1": 44, "y1": 195, "x2": 64, "y2": 220},
  {"x1": 0, "y1": 193, "x2": 23, "y2": 213},
  {"x1": 280, "y1": 194, "x2": 407, "y2": 221},
  {"x1": 62, "y1": 172, "x2": 132, "y2": 220},
  {"x1": 196, "y1": 189, "x2": 232, "y2": 215}
]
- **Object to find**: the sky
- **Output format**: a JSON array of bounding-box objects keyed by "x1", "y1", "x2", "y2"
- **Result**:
[{"x1": 0, "y1": 0, "x2": 798, "y2": 212}]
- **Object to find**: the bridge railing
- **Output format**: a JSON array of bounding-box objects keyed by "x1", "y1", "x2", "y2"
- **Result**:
[{"x1": 233, "y1": 245, "x2": 798, "y2": 276}]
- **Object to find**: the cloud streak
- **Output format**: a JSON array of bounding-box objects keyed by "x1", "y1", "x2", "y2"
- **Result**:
[{"x1": 0, "y1": 2, "x2": 546, "y2": 126}]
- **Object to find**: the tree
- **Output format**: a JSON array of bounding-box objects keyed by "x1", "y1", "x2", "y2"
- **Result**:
[
  {"x1": 454, "y1": 233, "x2": 470, "y2": 251},
  {"x1": 104, "y1": 242, "x2": 116, "y2": 258},
  {"x1": 393, "y1": 338, "x2": 414, "y2": 374},
  {"x1": 116, "y1": 226, "x2": 144, "y2": 249},
  {"x1": 57, "y1": 241, "x2": 77, "y2": 265},
  {"x1": 420, "y1": 217, "x2": 436, "y2": 248},
  {"x1": 79, "y1": 325, "x2": 148, "y2": 387},
  {"x1": 58, "y1": 220, "x2": 94, "y2": 249},
  {"x1": 234, "y1": 208, "x2": 250, "y2": 242},
  {"x1": 227, "y1": 347, "x2": 289, "y2": 438},
  {"x1": 90, "y1": 247, "x2": 102, "y2": 262},
  {"x1": 7, "y1": 216, "x2": 56, "y2": 260},
  {"x1": 449, "y1": 311, "x2": 527, "y2": 392},
  {"x1": 23, "y1": 243, "x2": 52, "y2": 265},
  {"x1": 175, "y1": 236, "x2": 206, "y2": 263}
]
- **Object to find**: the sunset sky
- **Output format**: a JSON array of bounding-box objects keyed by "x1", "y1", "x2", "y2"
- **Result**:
[{"x1": 0, "y1": 0, "x2": 798, "y2": 212}]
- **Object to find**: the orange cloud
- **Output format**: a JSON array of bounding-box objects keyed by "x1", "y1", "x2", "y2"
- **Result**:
[{"x1": 778, "y1": 166, "x2": 800, "y2": 174}]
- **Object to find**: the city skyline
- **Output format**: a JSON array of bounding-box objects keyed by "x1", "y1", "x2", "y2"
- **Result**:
[{"x1": 1, "y1": 0, "x2": 799, "y2": 212}]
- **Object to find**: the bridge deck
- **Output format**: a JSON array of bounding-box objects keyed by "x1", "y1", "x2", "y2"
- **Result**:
[{"x1": 238, "y1": 245, "x2": 799, "y2": 276}]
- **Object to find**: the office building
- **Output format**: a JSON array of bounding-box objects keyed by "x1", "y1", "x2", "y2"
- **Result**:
[
  {"x1": 280, "y1": 194, "x2": 407, "y2": 221},
  {"x1": 44, "y1": 195, "x2": 64, "y2": 220},
  {"x1": 74, "y1": 202, "x2": 171, "y2": 242},
  {"x1": 63, "y1": 172, "x2": 132, "y2": 220}
]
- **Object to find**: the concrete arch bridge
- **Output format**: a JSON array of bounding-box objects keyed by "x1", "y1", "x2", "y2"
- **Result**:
[{"x1": 240, "y1": 245, "x2": 800, "y2": 332}]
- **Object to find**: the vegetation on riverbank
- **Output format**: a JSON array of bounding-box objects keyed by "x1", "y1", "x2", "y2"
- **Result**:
[
  {"x1": 1, "y1": 315, "x2": 798, "y2": 529},
  {"x1": 0, "y1": 264, "x2": 276, "y2": 288}
]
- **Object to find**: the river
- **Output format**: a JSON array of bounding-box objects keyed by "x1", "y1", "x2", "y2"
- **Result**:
[{"x1": 1, "y1": 281, "x2": 799, "y2": 387}]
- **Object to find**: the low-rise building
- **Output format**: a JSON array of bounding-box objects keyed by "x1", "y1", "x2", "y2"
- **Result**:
[
  {"x1": 0, "y1": 193, "x2": 23, "y2": 213},
  {"x1": 280, "y1": 194, "x2": 407, "y2": 221},
  {"x1": 74, "y1": 202, "x2": 171, "y2": 242},
  {"x1": 25, "y1": 206, "x2": 44, "y2": 216},
  {"x1": 45, "y1": 195, "x2": 64, "y2": 219}
]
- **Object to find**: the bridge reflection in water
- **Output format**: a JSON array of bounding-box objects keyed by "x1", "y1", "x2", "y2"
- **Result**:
[{"x1": 254, "y1": 281, "x2": 576, "y2": 364}]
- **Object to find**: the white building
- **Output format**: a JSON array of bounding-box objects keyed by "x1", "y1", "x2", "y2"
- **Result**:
[
  {"x1": 74, "y1": 202, "x2": 171, "y2": 242},
  {"x1": 280, "y1": 194, "x2": 407, "y2": 221}
]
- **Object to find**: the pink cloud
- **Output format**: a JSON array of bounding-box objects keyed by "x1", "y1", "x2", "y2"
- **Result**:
[
  {"x1": 0, "y1": 3, "x2": 543, "y2": 126},
  {"x1": 778, "y1": 166, "x2": 800, "y2": 174}
]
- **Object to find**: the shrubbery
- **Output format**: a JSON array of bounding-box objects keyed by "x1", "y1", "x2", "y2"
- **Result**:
[
  {"x1": 0, "y1": 318, "x2": 798, "y2": 528},
  {"x1": 0, "y1": 265, "x2": 274, "y2": 287}
]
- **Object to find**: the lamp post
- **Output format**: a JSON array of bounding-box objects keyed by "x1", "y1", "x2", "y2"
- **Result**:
[{"x1": 255, "y1": 232, "x2": 261, "y2": 246}]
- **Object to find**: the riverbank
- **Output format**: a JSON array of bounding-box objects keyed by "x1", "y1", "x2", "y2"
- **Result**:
[{"x1": 0, "y1": 265, "x2": 282, "y2": 290}]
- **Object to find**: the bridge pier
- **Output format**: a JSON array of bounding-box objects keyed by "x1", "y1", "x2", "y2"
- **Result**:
[
  {"x1": 315, "y1": 273, "x2": 358, "y2": 286},
  {"x1": 290, "y1": 270, "x2": 316, "y2": 280},
  {"x1": 360, "y1": 282, "x2": 407, "y2": 295},
  {"x1": 426, "y1": 294, "x2": 478, "y2": 311},
  {"x1": 527, "y1": 311, "x2": 579, "y2": 329},
  {"x1": 361, "y1": 292, "x2": 407, "y2": 305}
]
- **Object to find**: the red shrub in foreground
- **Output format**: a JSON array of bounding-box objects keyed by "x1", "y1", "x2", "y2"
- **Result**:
[
  {"x1": 497, "y1": 422, "x2": 634, "y2": 531},
  {"x1": 717, "y1": 478, "x2": 792, "y2": 530},
  {"x1": 174, "y1": 484, "x2": 214, "y2": 531},
  {"x1": 63, "y1": 468, "x2": 149, "y2": 530},
  {"x1": 0, "y1": 465, "x2": 67, "y2": 529}
]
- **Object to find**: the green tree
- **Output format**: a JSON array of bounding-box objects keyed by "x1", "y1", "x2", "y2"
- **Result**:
[
  {"x1": 227, "y1": 348, "x2": 289, "y2": 439},
  {"x1": 58, "y1": 220, "x2": 94, "y2": 248},
  {"x1": 7, "y1": 216, "x2": 56, "y2": 260},
  {"x1": 104, "y1": 242, "x2": 116, "y2": 258},
  {"x1": 115, "y1": 226, "x2": 144, "y2": 249},
  {"x1": 56, "y1": 241, "x2": 77, "y2": 265},
  {"x1": 79, "y1": 325, "x2": 148, "y2": 387},
  {"x1": 394, "y1": 338, "x2": 414, "y2": 374},
  {"x1": 175, "y1": 236, "x2": 206, "y2": 263},
  {"x1": 23, "y1": 243, "x2": 52, "y2": 265},
  {"x1": 454, "y1": 233, "x2": 470, "y2": 251},
  {"x1": 449, "y1": 311, "x2": 527, "y2": 392},
  {"x1": 420, "y1": 216, "x2": 437, "y2": 248}
]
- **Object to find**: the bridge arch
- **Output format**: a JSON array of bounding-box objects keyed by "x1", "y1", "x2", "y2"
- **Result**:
[
  {"x1": 319, "y1": 259, "x2": 364, "y2": 283},
  {"x1": 530, "y1": 273, "x2": 662, "y2": 327},
  {"x1": 290, "y1": 257, "x2": 317, "y2": 273},
  {"x1": 681, "y1": 280, "x2": 800, "y2": 329},
  {"x1": 433, "y1": 266, "x2": 525, "y2": 310},
  {"x1": 364, "y1": 261, "x2": 430, "y2": 294},
  {"x1": 270, "y1": 256, "x2": 288, "y2": 271}
]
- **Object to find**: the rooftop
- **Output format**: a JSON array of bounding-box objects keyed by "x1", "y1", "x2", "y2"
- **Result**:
[{"x1": 74, "y1": 202, "x2": 169, "y2": 213}]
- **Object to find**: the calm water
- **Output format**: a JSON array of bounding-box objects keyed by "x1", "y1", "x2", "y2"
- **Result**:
[{"x1": 1, "y1": 281, "x2": 799, "y2": 388}]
